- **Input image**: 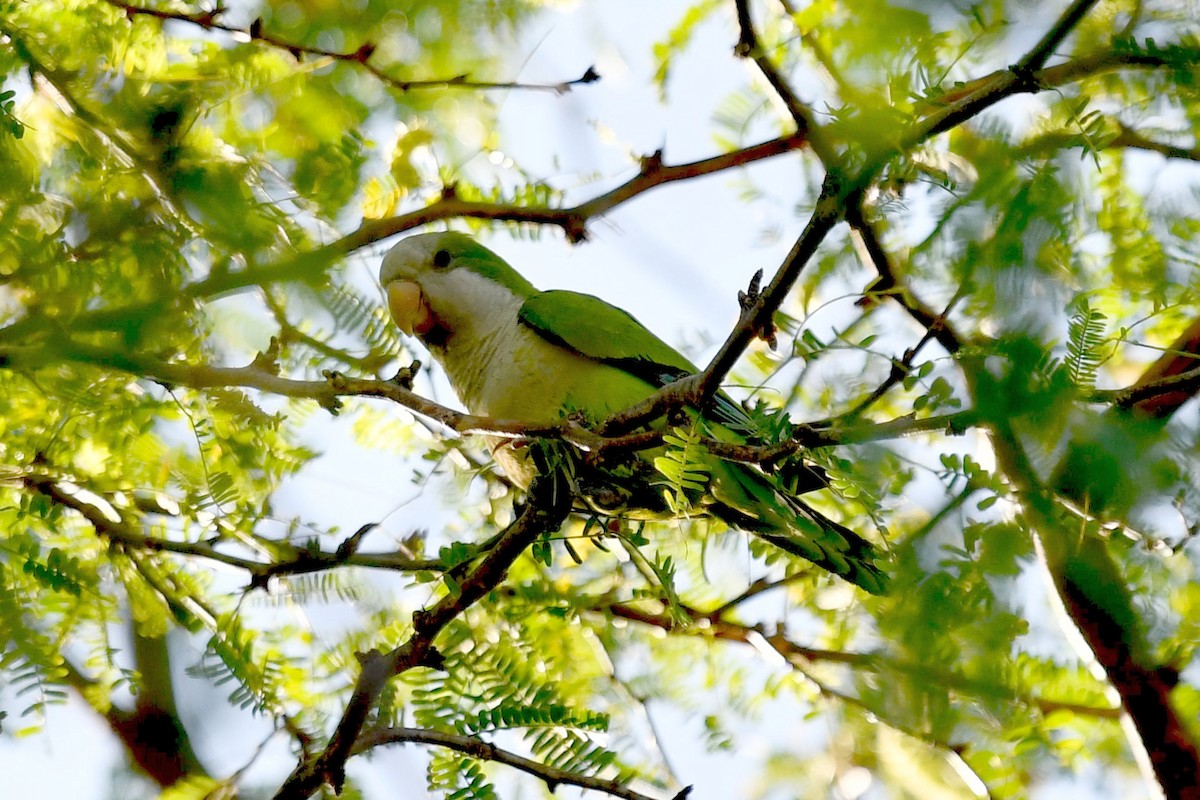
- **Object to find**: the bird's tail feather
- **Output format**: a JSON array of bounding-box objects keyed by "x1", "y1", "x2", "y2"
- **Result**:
[{"x1": 710, "y1": 463, "x2": 889, "y2": 595}]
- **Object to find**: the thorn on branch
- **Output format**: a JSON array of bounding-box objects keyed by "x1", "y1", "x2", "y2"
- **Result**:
[
  {"x1": 738, "y1": 269, "x2": 777, "y2": 349},
  {"x1": 553, "y1": 65, "x2": 602, "y2": 94},
  {"x1": 351, "y1": 41, "x2": 376, "y2": 63},
  {"x1": 336, "y1": 522, "x2": 378, "y2": 559},
  {"x1": 420, "y1": 646, "x2": 447, "y2": 671},
  {"x1": 440, "y1": 183, "x2": 458, "y2": 200},
  {"x1": 639, "y1": 149, "x2": 665, "y2": 175},
  {"x1": 248, "y1": 572, "x2": 272, "y2": 592},
  {"x1": 320, "y1": 370, "x2": 348, "y2": 414},
  {"x1": 390, "y1": 359, "x2": 421, "y2": 389},
  {"x1": 563, "y1": 215, "x2": 588, "y2": 244},
  {"x1": 576, "y1": 65, "x2": 600, "y2": 84},
  {"x1": 251, "y1": 336, "x2": 282, "y2": 375}
]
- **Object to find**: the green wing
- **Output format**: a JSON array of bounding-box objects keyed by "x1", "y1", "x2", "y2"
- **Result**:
[
  {"x1": 519, "y1": 290, "x2": 696, "y2": 378},
  {"x1": 519, "y1": 290, "x2": 748, "y2": 427}
]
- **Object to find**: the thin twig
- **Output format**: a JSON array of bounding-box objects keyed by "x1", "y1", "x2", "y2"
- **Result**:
[
  {"x1": 354, "y1": 727, "x2": 667, "y2": 800},
  {"x1": 1015, "y1": 0, "x2": 1102, "y2": 73},
  {"x1": 602, "y1": 601, "x2": 1120, "y2": 720},
  {"x1": 732, "y1": 0, "x2": 833, "y2": 164},
  {"x1": 22, "y1": 473, "x2": 441, "y2": 578},
  {"x1": 101, "y1": 0, "x2": 599, "y2": 95}
]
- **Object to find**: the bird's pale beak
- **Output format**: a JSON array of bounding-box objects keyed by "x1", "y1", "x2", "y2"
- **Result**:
[{"x1": 386, "y1": 280, "x2": 435, "y2": 337}]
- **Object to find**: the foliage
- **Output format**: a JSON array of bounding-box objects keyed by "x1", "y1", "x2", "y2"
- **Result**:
[
  {"x1": 653, "y1": 423, "x2": 712, "y2": 513},
  {"x1": 2, "y1": 2, "x2": 1200, "y2": 800}
]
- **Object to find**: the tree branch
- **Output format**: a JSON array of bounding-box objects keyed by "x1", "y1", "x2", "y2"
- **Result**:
[
  {"x1": 100, "y1": 0, "x2": 599, "y2": 95},
  {"x1": 273, "y1": 469, "x2": 572, "y2": 799},
  {"x1": 188, "y1": 133, "x2": 812, "y2": 298},
  {"x1": 1015, "y1": 0, "x2": 1102, "y2": 73},
  {"x1": 595, "y1": 0, "x2": 1127, "y2": 436},
  {"x1": 0, "y1": 133, "x2": 810, "y2": 350},
  {"x1": 64, "y1": 642, "x2": 211, "y2": 788},
  {"x1": 21, "y1": 473, "x2": 441, "y2": 581},
  {"x1": 3, "y1": 334, "x2": 986, "y2": 475},
  {"x1": 917, "y1": 44, "x2": 1200, "y2": 145},
  {"x1": 990, "y1": 415, "x2": 1200, "y2": 798},
  {"x1": 604, "y1": 598, "x2": 1121, "y2": 718},
  {"x1": 1110, "y1": 123, "x2": 1200, "y2": 162},
  {"x1": 1023, "y1": 121, "x2": 1200, "y2": 163},
  {"x1": 1111, "y1": 317, "x2": 1200, "y2": 417},
  {"x1": 731, "y1": 0, "x2": 834, "y2": 164},
  {"x1": 846, "y1": 201, "x2": 966, "y2": 356},
  {"x1": 354, "y1": 726, "x2": 669, "y2": 800}
]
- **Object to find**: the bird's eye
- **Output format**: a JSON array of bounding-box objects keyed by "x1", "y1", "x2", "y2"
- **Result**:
[{"x1": 432, "y1": 249, "x2": 451, "y2": 269}]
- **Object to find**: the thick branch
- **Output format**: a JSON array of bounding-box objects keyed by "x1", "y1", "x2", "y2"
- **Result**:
[
  {"x1": 917, "y1": 45, "x2": 1200, "y2": 147},
  {"x1": 596, "y1": 176, "x2": 848, "y2": 435},
  {"x1": 64, "y1": 640, "x2": 211, "y2": 788},
  {"x1": 4, "y1": 335, "x2": 985, "y2": 470},
  {"x1": 991, "y1": 415, "x2": 1200, "y2": 798},
  {"x1": 273, "y1": 470, "x2": 572, "y2": 799},
  {"x1": 1113, "y1": 317, "x2": 1200, "y2": 417},
  {"x1": 354, "y1": 727, "x2": 667, "y2": 800}
]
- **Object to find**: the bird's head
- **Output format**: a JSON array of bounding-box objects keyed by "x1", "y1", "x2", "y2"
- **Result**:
[{"x1": 379, "y1": 231, "x2": 537, "y2": 344}]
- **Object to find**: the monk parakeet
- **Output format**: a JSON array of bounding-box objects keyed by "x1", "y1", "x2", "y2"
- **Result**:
[{"x1": 379, "y1": 232, "x2": 887, "y2": 593}]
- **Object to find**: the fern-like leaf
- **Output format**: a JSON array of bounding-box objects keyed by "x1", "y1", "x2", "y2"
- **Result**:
[
  {"x1": 653, "y1": 424, "x2": 711, "y2": 514},
  {"x1": 187, "y1": 613, "x2": 285, "y2": 715},
  {"x1": 1066, "y1": 300, "x2": 1108, "y2": 388},
  {"x1": 428, "y1": 751, "x2": 497, "y2": 800}
]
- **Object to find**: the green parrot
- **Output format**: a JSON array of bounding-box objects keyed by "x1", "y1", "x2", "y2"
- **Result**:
[{"x1": 379, "y1": 231, "x2": 887, "y2": 593}]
